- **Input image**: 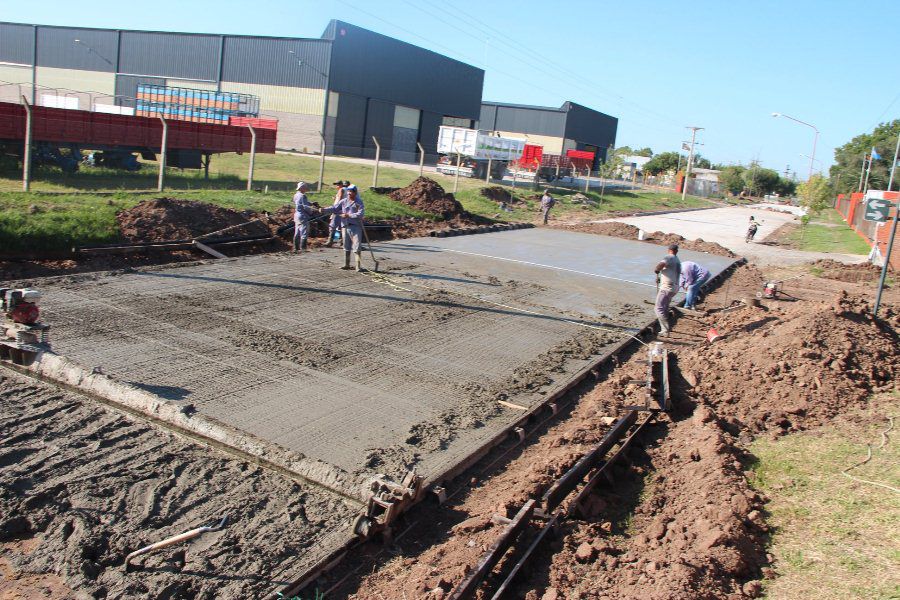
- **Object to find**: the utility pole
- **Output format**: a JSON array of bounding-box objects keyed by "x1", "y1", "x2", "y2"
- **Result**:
[
  {"x1": 681, "y1": 126, "x2": 703, "y2": 202},
  {"x1": 875, "y1": 131, "x2": 900, "y2": 317}
]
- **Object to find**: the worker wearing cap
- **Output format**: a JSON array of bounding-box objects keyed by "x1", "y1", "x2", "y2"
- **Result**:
[
  {"x1": 653, "y1": 244, "x2": 682, "y2": 337},
  {"x1": 292, "y1": 181, "x2": 318, "y2": 252},
  {"x1": 679, "y1": 260, "x2": 710, "y2": 310},
  {"x1": 325, "y1": 180, "x2": 348, "y2": 247},
  {"x1": 324, "y1": 185, "x2": 365, "y2": 271},
  {"x1": 540, "y1": 189, "x2": 555, "y2": 225}
]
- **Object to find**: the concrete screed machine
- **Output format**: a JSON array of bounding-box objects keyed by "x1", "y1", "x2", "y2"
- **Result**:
[{"x1": 1, "y1": 288, "x2": 50, "y2": 364}]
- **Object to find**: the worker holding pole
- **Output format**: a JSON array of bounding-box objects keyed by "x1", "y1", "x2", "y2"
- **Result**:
[
  {"x1": 292, "y1": 181, "x2": 319, "y2": 253},
  {"x1": 324, "y1": 184, "x2": 365, "y2": 271},
  {"x1": 653, "y1": 244, "x2": 682, "y2": 337},
  {"x1": 325, "y1": 179, "x2": 348, "y2": 247}
]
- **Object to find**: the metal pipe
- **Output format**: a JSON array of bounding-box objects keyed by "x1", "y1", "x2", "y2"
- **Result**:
[
  {"x1": 453, "y1": 151, "x2": 460, "y2": 193},
  {"x1": 486, "y1": 157, "x2": 492, "y2": 184},
  {"x1": 372, "y1": 136, "x2": 381, "y2": 188},
  {"x1": 157, "y1": 115, "x2": 168, "y2": 192},
  {"x1": 318, "y1": 133, "x2": 326, "y2": 192},
  {"x1": 21, "y1": 96, "x2": 32, "y2": 192},
  {"x1": 247, "y1": 125, "x2": 256, "y2": 191},
  {"x1": 417, "y1": 141, "x2": 425, "y2": 177}
]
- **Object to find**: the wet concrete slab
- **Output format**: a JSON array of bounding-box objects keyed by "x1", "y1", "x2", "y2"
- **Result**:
[{"x1": 34, "y1": 228, "x2": 734, "y2": 496}]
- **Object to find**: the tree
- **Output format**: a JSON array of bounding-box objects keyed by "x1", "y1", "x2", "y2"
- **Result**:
[
  {"x1": 612, "y1": 146, "x2": 653, "y2": 158},
  {"x1": 718, "y1": 166, "x2": 746, "y2": 196},
  {"x1": 692, "y1": 154, "x2": 712, "y2": 169},
  {"x1": 742, "y1": 162, "x2": 781, "y2": 196},
  {"x1": 797, "y1": 174, "x2": 832, "y2": 216},
  {"x1": 634, "y1": 147, "x2": 653, "y2": 157},
  {"x1": 829, "y1": 119, "x2": 900, "y2": 194},
  {"x1": 643, "y1": 151, "x2": 682, "y2": 175}
]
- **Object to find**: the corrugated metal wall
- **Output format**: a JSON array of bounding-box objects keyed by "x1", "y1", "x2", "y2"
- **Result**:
[
  {"x1": 115, "y1": 74, "x2": 165, "y2": 107},
  {"x1": 0, "y1": 23, "x2": 34, "y2": 65},
  {"x1": 479, "y1": 103, "x2": 567, "y2": 137},
  {"x1": 327, "y1": 20, "x2": 483, "y2": 121},
  {"x1": 364, "y1": 98, "x2": 395, "y2": 159},
  {"x1": 37, "y1": 26, "x2": 117, "y2": 72},
  {"x1": 330, "y1": 92, "x2": 367, "y2": 157},
  {"x1": 119, "y1": 31, "x2": 219, "y2": 81},
  {"x1": 222, "y1": 37, "x2": 329, "y2": 88},
  {"x1": 419, "y1": 111, "x2": 443, "y2": 160},
  {"x1": 563, "y1": 102, "x2": 618, "y2": 156}
]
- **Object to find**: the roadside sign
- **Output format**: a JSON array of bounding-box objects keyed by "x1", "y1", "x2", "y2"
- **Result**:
[{"x1": 864, "y1": 196, "x2": 891, "y2": 222}]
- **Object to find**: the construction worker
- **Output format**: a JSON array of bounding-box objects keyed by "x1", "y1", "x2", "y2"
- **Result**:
[
  {"x1": 325, "y1": 180, "x2": 348, "y2": 247},
  {"x1": 324, "y1": 184, "x2": 365, "y2": 271},
  {"x1": 653, "y1": 244, "x2": 682, "y2": 337},
  {"x1": 746, "y1": 216, "x2": 759, "y2": 243},
  {"x1": 292, "y1": 181, "x2": 319, "y2": 252},
  {"x1": 540, "y1": 189, "x2": 555, "y2": 224},
  {"x1": 679, "y1": 260, "x2": 710, "y2": 310}
]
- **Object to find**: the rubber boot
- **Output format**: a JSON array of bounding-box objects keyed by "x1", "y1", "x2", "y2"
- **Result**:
[
  {"x1": 355, "y1": 251, "x2": 363, "y2": 272},
  {"x1": 292, "y1": 236, "x2": 299, "y2": 253},
  {"x1": 341, "y1": 251, "x2": 352, "y2": 270},
  {"x1": 325, "y1": 228, "x2": 334, "y2": 247},
  {"x1": 300, "y1": 238, "x2": 308, "y2": 251}
]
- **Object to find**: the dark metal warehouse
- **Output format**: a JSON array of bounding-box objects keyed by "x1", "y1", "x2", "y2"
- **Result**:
[
  {"x1": 0, "y1": 19, "x2": 616, "y2": 165},
  {"x1": 478, "y1": 101, "x2": 618, "y2": 166}
]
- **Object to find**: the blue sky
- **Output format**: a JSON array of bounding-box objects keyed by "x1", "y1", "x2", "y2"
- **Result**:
[{"x1": 4, "y1": 0, "x2": 898, "y2": 177}]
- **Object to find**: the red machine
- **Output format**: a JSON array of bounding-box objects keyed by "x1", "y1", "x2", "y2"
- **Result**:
[{"x1": 1, "y1": 288, "x2": 50, "y2": 363}]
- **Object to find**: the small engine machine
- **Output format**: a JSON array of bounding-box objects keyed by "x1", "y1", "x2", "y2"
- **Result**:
[{"x1": 1, "y1": 288, "x2": 51, "y2": 363}]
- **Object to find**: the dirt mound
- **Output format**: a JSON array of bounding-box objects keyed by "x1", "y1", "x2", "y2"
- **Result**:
[
  {"x1": 480, "y1": 186, "x2": 513, "y2": 203},
  {"x1": 542, "y1": 408, "x2": 768, "y2": 599},
  {"x1": 811, "y1": 259, "x2": 885, "y2": 283},
  {"x1": 556, "y1": 222, "x2": 735, "y2": 257},
  {"x1": 677, "y1": 292, "x2": 899, "y2": 436},
  {"x1": 389, "y1": 177, "x2": 465, "y2": 218},
  {"x1": 117, "y1": 198, "x2": 269, "y2": 243}
]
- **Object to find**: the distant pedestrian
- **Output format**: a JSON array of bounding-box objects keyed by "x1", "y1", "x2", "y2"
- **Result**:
[
  {"x1": 292, "y1": 181, "x2": 318, "y2": 252},
  {"x1": 325, "y1": 184, "x2": 365, "y2": 271},
  {"x1": 326, "y1": 180, "x2": 348, "y2": 247},
  {"x1": 679, "y1": 260, "x2": 710, "y2": 310},
  {"x1": 653, "y1": 244, "x2": 682, "y2": 337},
  {"x1": 540, "y1": 189, "x2": 556, "y2": 224}
]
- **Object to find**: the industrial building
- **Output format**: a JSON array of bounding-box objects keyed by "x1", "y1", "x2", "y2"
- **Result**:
[
  {"x1": 478, "y1": 101, "x2": 618, "y2": 167},
  {"x1": 0, "y1": 19, "x2": 616, "y2": 165}
]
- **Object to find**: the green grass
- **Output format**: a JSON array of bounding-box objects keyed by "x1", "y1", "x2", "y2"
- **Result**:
[
  {"x1": 0, "y1": 152, "x2": 714, "y2": 254},
  {"x1": 747, "y1": 394, "x2": 900, "y2": 600},
  {"x1": 787, "y1": 221, "x2": 872, "y2": 255}
]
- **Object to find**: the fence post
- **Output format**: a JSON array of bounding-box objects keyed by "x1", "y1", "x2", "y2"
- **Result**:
[
  {"x1": 453, "y1": 152, "x2": 461, "y2": 193},
  {"x1": 372, "y1": 136, "x2": 381, "y2": 188},
  {"x1": 417, "y1": 142, "x2": 425, "y2": 177},
  {"x1": 21, "y1": 96, "x2": 32, "y2": 192},
  {"x1": 486, "y1": 157, "x2": 492, "y2": 183},
  {"x1": 318, "y1": 132, "x2": 326, "y2": 192},
  {"x1": 157, "y1": 115, "x2": 168, "y2": 192},
  {"x1": 247, "y1": 125, "x2": 257, "y2": 191},
  {"x1": 584, "y1": 168, "x2": 590, "y2": 193}
]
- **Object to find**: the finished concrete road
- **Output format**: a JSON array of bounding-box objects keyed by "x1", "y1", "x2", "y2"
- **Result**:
[{"x1": 606, "y1": 205, "x2": 868, "y2": 265}]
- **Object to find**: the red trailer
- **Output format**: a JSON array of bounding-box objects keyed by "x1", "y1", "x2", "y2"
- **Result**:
[{"x1": 0, "y1": 101, "x2": 276, "y2": 171}]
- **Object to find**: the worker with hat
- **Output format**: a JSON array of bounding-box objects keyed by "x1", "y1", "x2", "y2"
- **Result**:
[
  {"x1": 292, "y1": 181, "x2": 319, "y2": 252},
  {"x1": 324, "y1": 184, "x2": 366, "y2": 271},
  {"x1": 325, "y1": 180, "x2": 349, "y2": 247},
  {"x1": 653, "y1": 244, "x2": 682, "y2": 337}
]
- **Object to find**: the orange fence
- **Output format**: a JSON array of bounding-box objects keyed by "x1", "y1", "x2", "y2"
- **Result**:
[{"x1": 835, "y1": 191, "x2": 899, "y2": 270}]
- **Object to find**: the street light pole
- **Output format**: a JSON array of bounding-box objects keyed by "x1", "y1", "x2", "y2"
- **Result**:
[{"x1": 772, "y1": 112, "x2": 819, "y2": 184}]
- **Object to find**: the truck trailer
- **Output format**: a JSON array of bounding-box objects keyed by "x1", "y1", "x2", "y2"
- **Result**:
[{"x1": 435, "y1": 126, "x2": 525, "y2": 179}]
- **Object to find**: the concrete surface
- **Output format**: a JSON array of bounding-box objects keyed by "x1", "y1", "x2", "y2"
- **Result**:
[
  {"x1": 605, "y1": 205, "x2": 868, "y2": 265},
  {"x1": 34, "y1": 228, "x2": 733, "y2": 496}
]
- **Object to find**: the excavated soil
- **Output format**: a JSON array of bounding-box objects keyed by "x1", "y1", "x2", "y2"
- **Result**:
[
  {"x1": 390, "y1": 177, "x2": 466, "y2": 219},
  {"x1": 810, "y1": 258, "x2": 887, "y2": 283},
  {"x1": 480, "y1": 186, "x2": 522, "y2": 204},
  {"x1": 0, "y1": 371, "x2": 357, "y2": 600},
  {"x1": 333, "y1": 264, "x2": 898, "y2": 600},
  {"x1": 116, "y1": 197, "x2": 271, "y2": 243},
  {"x1": 557, "y1": 222, "x2": 735, "y2": 257}
]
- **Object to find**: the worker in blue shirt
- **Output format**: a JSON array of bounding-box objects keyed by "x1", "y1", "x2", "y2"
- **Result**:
[{"x1": 679, "y1": 260, "x2": 710, "y2": 310}]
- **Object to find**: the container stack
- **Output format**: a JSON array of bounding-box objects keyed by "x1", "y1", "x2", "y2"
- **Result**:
[{"x1": 135, "y1": 85, "x2": 260, "y2": 124}]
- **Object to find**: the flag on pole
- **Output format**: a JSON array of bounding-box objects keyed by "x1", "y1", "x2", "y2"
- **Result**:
[{"x1": 872, "y1": 147, "x2": 882, "y2": 160}]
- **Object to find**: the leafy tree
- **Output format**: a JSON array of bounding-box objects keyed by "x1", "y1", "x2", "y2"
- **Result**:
[
  {"x1": 829, "y1": 119, "x2": 900, "y2": 194},
  {"x1": 643, "y1": 151, "x2": 682, "y2": 175},
  {"x1": 774, "y1": 177, "x2": 797, "y2": 197},
  {"x1": 718, "y1": 166, "x2": 746, "y2": 195},
  {"x1": 797, "y1": 174, "x2": 832, "y2": 216},
  {"x1": 634, "y1": 147, "x2": 653, "y2": 157},
  {"x1": 742, "y1": 163, "x2": 781, "y2": 196},
  {"x1": 692, "y1": 154, "x2": 712, "y2": 169}
]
